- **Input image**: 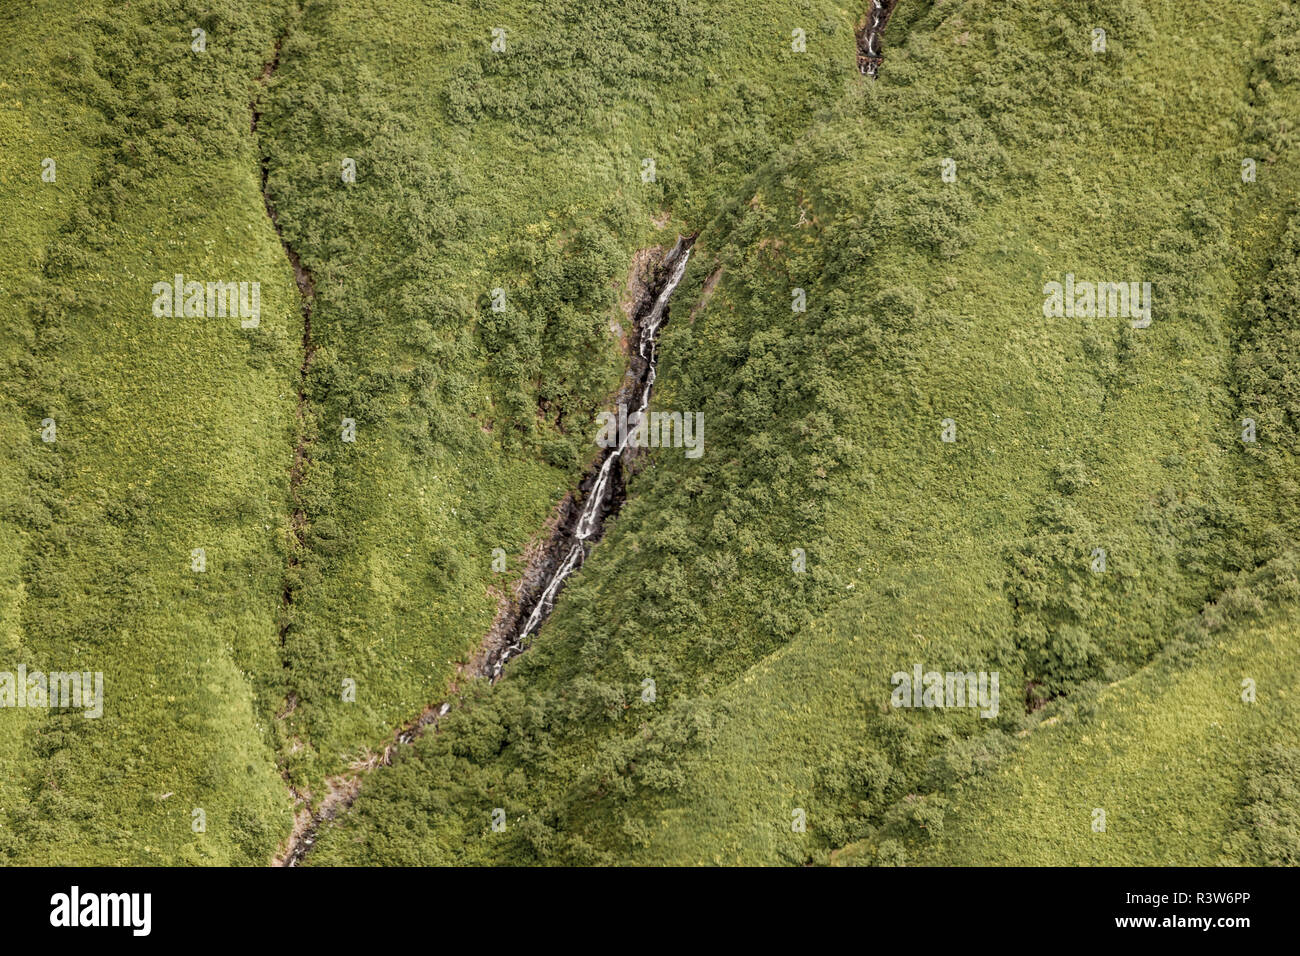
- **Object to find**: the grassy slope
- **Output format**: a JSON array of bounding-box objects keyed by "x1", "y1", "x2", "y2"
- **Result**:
[
  {"x1": 261, "y1": 0, "x2": 860, "y2": 795},
  {"x1": 623, "y1": 0, "x2": 1284, "y2": 864},
  {"x1": 833, "y1": 0, "x2": 1300, "y2": 866},
  {"x1": 1, "y1": 1, "x2": 297, "y2": 863},
  {"x1": 858, "y1": 601, "x2": 1300, "y2": 865},
  {"x1": 0, "y1": 0, "x2": 100, "y2": 840},
  {"x1": 308, "y1": 0, "x2": 1300, "y2": 866},
  {"x1": 0, "y1": 0, "x2": 1293, "y2": 866}
]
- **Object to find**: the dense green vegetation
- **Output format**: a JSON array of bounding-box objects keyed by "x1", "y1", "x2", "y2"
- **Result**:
[
  {"x1": 260, "y1": 0, "x2": 858, "y2": 790},
  {"x1": 304, "y1": 0, "x2": 1300, "y2": 865},
  {"x1": 843, "y1": 582, "x2": 1300, "y2": 866},
  {"x1": 2, "y1": 0, "x2": 1297, "y2": 866},
  {"x1": 1, "y1": 0, "x2": 297, "y2": 862}
]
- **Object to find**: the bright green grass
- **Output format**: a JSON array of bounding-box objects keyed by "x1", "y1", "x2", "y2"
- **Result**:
[
  {"x1": 1, "y1": 0, "x2": 299, "y2": 863},
  {"x1": 307, "y1": 0, "x2": 1300, "y2": 866},
  {"x1": 0, "y1": 0, "x2": 101, "y2": 846},
  {"x1": 854, "y1": 601, "x2": 1300, "y2": 866}
]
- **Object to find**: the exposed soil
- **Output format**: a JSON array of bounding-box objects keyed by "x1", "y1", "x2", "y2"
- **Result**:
[
  {"x1": 485, "y1": 234, "x2": 695, "y2": 680},
  {"x1": 615, "y1": 245, "x2": 665, "y2": 353},
  {"x1": 857, "y1": 0, "x2": 901, "y2": 78}
]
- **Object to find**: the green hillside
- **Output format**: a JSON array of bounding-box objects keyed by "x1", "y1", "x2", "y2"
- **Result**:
[
  {"x1": 1, "y1": 0, "x2": 297, "y2": 863},
  {"x1": 304, "y1": 0, "x2": 1300, "y2": 865},
  {"x1": 836, "y1": 591, "x2": 1300, "y2": 866},
  {"x1": 1, "y1": 0, "x2": 1297, "y2": 867}
]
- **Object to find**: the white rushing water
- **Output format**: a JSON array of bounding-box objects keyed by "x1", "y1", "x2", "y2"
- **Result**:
[{"x1": 490, "y1": 242, "x2": 693, "y2": 679}]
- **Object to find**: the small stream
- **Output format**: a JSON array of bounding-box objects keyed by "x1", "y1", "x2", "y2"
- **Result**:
[
  {"x1": 489, "y1": 235, "x2": 694, "y2": 679},
  {"x1": 280, "y1": 235, "x2": 695, "y2": 865},
  {"x1": 857, "y1": 0, "x2": 900, "y2": 78}
]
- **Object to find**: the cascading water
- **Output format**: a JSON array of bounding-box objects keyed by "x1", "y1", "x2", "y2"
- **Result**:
[
  {"x1": 857, "y1": 0, "x2": 900, "y2": 78},
  {"x1": 491, "y1": 236, "x2": 694, "y2": 678},
  {"x1": 279, "y1": 235, "x2": 695, "y2": 865}
]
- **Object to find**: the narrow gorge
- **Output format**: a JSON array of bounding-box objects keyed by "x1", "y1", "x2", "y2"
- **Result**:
[{"x1": 276, "y1": 235, "x2": 697, "y2": 865}]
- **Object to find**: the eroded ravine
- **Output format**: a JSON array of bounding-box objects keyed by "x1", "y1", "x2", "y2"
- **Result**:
[
  {"x1": 253, "y1": 29, "x2": 317, "y2": 662},
  {"x1": 267, "y1": 0, "x2": 889, "y2": 865},
  {"x1": 489, "y1": 236, "x2": 695, "y2": 679},
  {"x1": 857, "y1": 0, "x2": 901, "y2": 78},
  {"x1": 254, "y1": 21, "x2": 327, "y2": 866},
  {"x1": 275, "y1": 235, "x2": 697, "y2": 866}
]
